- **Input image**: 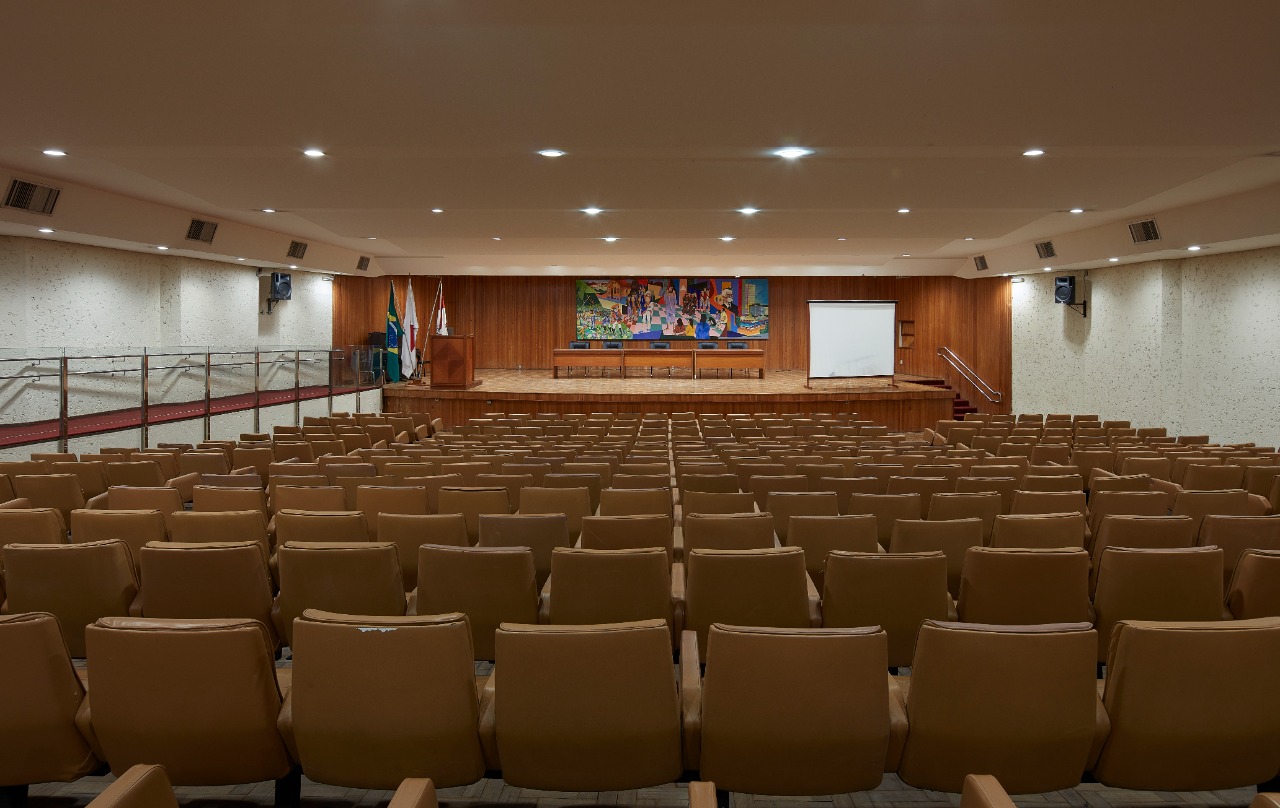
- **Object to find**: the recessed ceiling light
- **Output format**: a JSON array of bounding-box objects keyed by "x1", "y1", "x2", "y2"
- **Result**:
[
  {"x1": 236, "y1": 257, "x2": 246, "y2": 261},
  {"x1": 431, "y1": 208, "x2": 443, "y2": 214},
  {"x1": 771, "y1": 147, "x2": 813, "y2": 160},
  {"x1": 964, "y1": 236, "x2": 975, "y2": 241},
  {"x1": 897, "y1": 208, "x2": 910, "y2": 214},
  {"x1": 1108, "y1": 257, "x2": 1119, "y2": 262},
  {"x1": 1069, "y1": 208, "x2": 1085, "y2": 214},
  {"x1": 738, "y1": 207, "x2": 760, "y2": 215},
  {"x1": 837, "y1": 237, "x2": 847, "y2": 241},
  {"x1": 602, "y1": 236, "x2": 619, "y2": 242},
  {"x1": 42, "y1": 149, "x2": 66, "y2": 157},
  {"x1": 901, "y1": 254, "x2": 911, "y2": 258},
  {"x1": 492, "y1": 237, "x2": 502, "y2": 241},
  {"x1": 581, "y1": 207, "x2": 603, "y2": 216},
  {"x1": 1042, "y1": 267, "x2": 1052, "y2": 271},
  {"x1": 1023, "y1": 148, "x2": 1045, "y2": 157},
  {"x1": 289, "y1": 264, "x2": 298, "y2": 269},
  {"x1": 720, "y1": 236, "x2": 736, "y2": 242},
  {"x1": 537, "y1": 149, "x2": 566, "y2": 158},
  {"x1": 156, "y1": 246, "x2": 169, "y2": 251},
  {"x1": 365, "y1": 237, "x2": 377, "y2": 240},
  {"x1": 303, "y1": 148, "x2": 325, "y2": 158},
  {"x1": 260, "y1": 208, "x2": 276, "y2": 214},
  {"x1": 1187, "y1": 245, "x2": 1202, "y2": 251},
  {"x1": 1002, "y1": 273, "x2": 1011, "y2": 277},
  {"x1": 37, "y1": 227, "x2": 54, "y2": 234}
]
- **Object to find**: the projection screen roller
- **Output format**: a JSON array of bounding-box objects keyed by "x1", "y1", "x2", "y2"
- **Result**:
[{"x1": 807, "y1": 300, "x2": 897, "y2": 378}]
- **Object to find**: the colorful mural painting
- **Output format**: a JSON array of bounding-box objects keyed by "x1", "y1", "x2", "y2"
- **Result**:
[{"x1": 575, "y1": 278, "x2": 769, "y2": 340}]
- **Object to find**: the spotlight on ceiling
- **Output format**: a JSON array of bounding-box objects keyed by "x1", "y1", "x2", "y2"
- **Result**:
[
  {"x1": 1022, "y1": 148, "x2": 1045, "y2": 157},
  {"x1": 771, "y1": 147, "x2": 813, "y2": 160},
  {"x1": 580, "y1": 207, "x2": 603, "y2": 216},
  {"x1": 738, "y1": 207, "x2": 760, "y2": 215},
  {"x1": 720, "y1": 236, "x2": 736, "y2": 242},
  {"x1": 42, "y1": 148, "x2": 66, "y2": 157},
  {"x1": 303, "y1": 148, "x2": 325, "y2": 158},
  {"x1": 537, "y1": 149, "x2": 566, "y2": 158}
]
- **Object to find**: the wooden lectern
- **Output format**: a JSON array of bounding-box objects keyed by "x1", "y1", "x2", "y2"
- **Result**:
[{"x1": 429, "y1": 334, "x2": 480, "y2": 389}]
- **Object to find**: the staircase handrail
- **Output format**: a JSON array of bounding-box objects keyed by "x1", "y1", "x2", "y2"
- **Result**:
[{"x1": 936, "y1": 346, "x2": 1002, "y2": 404}]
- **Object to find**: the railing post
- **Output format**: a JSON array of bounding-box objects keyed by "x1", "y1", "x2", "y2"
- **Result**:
[
  {"x1": 253, "y1": 350, "x2": 261, "y2": 434},
  {"x1": 327, "y1": 349, "x2": 335, "y2": 416},
  {"x1": 139, "y1": 353, "x2": 150, "y2": 449},
  {"x1": 203, "y1": 352, "x2": 212, "y2": 442},
  {"x1": 57, "y1": 356, "x2": 69, "y2": 453},
  {"x1": 293, "y1": 349, "x2": 301, "y2": 426}
]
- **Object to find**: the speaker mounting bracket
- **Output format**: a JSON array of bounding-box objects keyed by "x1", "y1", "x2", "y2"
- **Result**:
[{"x1": 1066, "y1": 300, "x2": 1087, "y2": 318}]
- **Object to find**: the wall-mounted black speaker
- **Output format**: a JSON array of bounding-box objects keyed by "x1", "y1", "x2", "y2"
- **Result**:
[
  {"x1": 1054, "y1": 276, "x2": 1075, "y2": 305},
  {"x1": 269, "y1": 272, "x2": 292, "y2": 301}
]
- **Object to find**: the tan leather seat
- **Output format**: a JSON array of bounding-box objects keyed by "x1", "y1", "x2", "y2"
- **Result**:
[
  {"x1": 181, "y1": 451, "x2": 233, "y2": 477},
  {"x1": 885, "y1": 476, "x2": 954, "y2": 512},
  {"x1": 104, "y1": 462, "x2": 200, "y2": 504},
  {"x1": 99, "y1": 487, "x2": 184, "y2": 535},
  {"x1": 846, "y1": 492, "x2": 924, "y2": 545},
  {"x1": 83, "y1": 764, "x2": 178, "y2": 808},
  {"x1": 597, "y1": 487, "x2": 671, "y2": 519},
  {"x1": 954, "y1": 476, "x2": 1019, "y2": 513},
  {"x1": 578, "y1": 515, "x2": 675, "y2": 563},
  {"x1": 1085, "y1": 491, "x2": 1168, "y2": 536},
  {"x1": 0, "y1": 612, "x2": 100, "y2": 796},
  {"x1": 272, "y1": 542, "x2": 406, "y2": 647},
  {"x1": 748, "y1": 475, "x2": 809, "y2": 510},
  {"x1": 1088, "y1": 515, "x2": 1196, "y2": 592},
  {"x1": 357, "y1": 485, "x2": 430, "y2": 540},
  {"x1": 414, "y1": 545, "x2": 537, "y2": 661},
  {"x1": 1092, "y1": 547, "x2": 1224, "y2": 663},
  {"x1": 138, "y1": 541, "x2": 275, "y2": 646},
  {"x1": 545, "y1": 548, "x2": 676, "y2": 638},
  {"x1": 897, "y1": 621, "x2": 1102, "y2": 793},
  {"x1": 680, "y1": 474, "x2": 740, "y2": 502},
  {"x1": 274, "y1": 509, "x2": 369, "y2": 545},
  {"x1": 489, "y1": 620, "x2": 682, "y2": 790},
  {"x1": 279, "y1": 610, "x2": 485, "y2": 789},
  {"x1": 2, "y1": 540, "x2": 138, "y2": 656},
  {"x1": 0, "y1": 507, "x2": 67, "y2": 545},
  {"x1": 888, "y1": 518, "x2": 983, "y2": 595},
  {"x1": 957, "y1": 547, "x2": 1092, "y2": 625},
  {"x1": 1093, "y1": 618, "x2": 1280, "y2": 790},
  {"x1": 377, "y1": 513, "x2": 469, "y2": 590},
  {"x1": 927, "y1": 491, "x2": 1001, "y2": 543},
  {"x1": 764, "y1": 491, "x2": 839, "y2": 544},
  {"x1": 518, "y1": 486, "x2": 591, "y2": 542},
  {"x1": 820, "y1": 477, "x2": 882, "y2": 511},
  {"x1": 685, "y1": 624, "x2": 901, "y2": 795},
  {"x1": 478, "y1": 513, "x2": 570, "y2": 588},
  {"x1": 1088, "y1": 473, "x2": 1153, "y2": 496},
  {"x1": 1199, "y1": 514, "x2": 1280, "y2": 586},
  {"x1": 168, "y1": 510, "x2": 271, "y2": 562},
  {"x1": 11, "y1": 475, "x2": 85, "y2": 528},
  {"x1": 1173, "y1": 489, "x2": 1266, "y2": 537},
  {"x1": 50, "y1": 461, "x2": 109, "y2": 500},
  {"x1": 990, "y1": 512, "x2": 1087, "y2": 549},
  {"x1": 787, "y1": 514, "x2": 880, "y2": 589},
  {"x1": 436, "y1": 486, "x2": 512, "y2": 543},
  {"x1": 683, "y1": 547, "x2": 817, "y2": 662},
  {"x1": 682, "y1": 490, "x2": 756, "y2": 516},
  {"x1": 231, "y1": 447, "x2": 275, "y2": 482},
  {"x1": 191, "y1": 485, "x2": 266, "y2": 515},
  {"x1": 68, "y1": 509, "x2": 162, "y2": 574},
  {"x1": 683, "y1": 512, "x2": 776, "y2": 553},
  {"x1": 1226, "y1": 549, "x2": 1280, "y2": 619},
  {"x1": 78, "y1": 617, "x2": 295, "y2": 795},
  {"x1": 270, "y1": 485, "x2": 345, "y2": 514},
  {"x1": 822, "y1": 551, "x2": 953, "y2": 668}
]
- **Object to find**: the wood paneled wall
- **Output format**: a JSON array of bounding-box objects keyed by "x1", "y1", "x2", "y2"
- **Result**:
[{"x1": 334, "y1": 275, "x2": 1013, "y2": 412}]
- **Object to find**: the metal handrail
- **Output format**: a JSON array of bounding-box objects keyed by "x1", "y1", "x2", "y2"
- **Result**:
[{"x1": 936, "y1": 346, "x2": 1002, "y2": 404}]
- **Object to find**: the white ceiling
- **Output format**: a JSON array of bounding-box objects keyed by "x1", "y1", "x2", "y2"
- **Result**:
[{"x1": 1, "y1": 1, "x2": 1278, "y2": 277}]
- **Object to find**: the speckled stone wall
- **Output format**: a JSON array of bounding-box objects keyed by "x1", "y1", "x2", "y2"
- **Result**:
[{"x1": 1012, "y1": 245, "x2": 1280, "y2": 447}]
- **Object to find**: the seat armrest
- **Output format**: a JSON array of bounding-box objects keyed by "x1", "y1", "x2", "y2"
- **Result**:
[
  {"x1": 688, "y1": 782, "x2": 717, "y2": 808},
  {"x1": 947, "y1": 597, "x2": 959, "y2": 622},
  {"x1": 1149, "y1": 478, "x2": 1180, "y2": 511},
  {"x1": 232, "y1": 465, "x2": 256, "y2": 476},
  {"x1": 276, "y1": 690, "x2": 300, "y2": 762},
  {"x1": 680, "y1": 630, "x2": 702, "y2": 772},
  {"x1": 1247, "y1": 493, "x2": 1272, "y2": 515},
  {"x1": 406, "y1": 588, "x2": 418, "y2": 616},
  {"x1": 167, "y1": 472, "x2": 202, "y2": 502},
  {"x1": 270, "y1": 597, "x2": 286, "y2": 644},
  {"x1": 886, "y1": 674, "x2": 909, "y2": 772},
  {"x1": 85, "y1": 492, "x2": 108, "y2": 510},
  {"x1": 538, "y1": 577, "x2": 552, "y2": 624},
  {"x1": 805, "y1": 572, "x2": 822, "y2": 626},
  {"x1": 1086, "y1": 693, "x2": 1111, "y2": 771},
  {"x1": 478, "y1": 671, "x2": 500, "y2": 771},
  {"x1": 389, "y1": 779, "x2": 439, "y2": 808},
  {"x1": 129, "y1": 588, "x2": 144, "y2": 618},
  {"x1": 75, "y1": 695, "x2": 107, "y2": 762}
]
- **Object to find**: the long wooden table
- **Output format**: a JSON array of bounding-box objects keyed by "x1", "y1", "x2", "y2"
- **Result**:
[
  {"x1": 622, "y1": 349, "x2": 696, "y2": 378},
  {"x1": 551, "y1": 348, "x2": 623, "y2": 378},
  {"x1": 694, "y1": 348, "x2": 765, "y2": 379}
]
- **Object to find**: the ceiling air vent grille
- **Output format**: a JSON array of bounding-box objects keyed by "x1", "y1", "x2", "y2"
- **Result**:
[
  {"x1": 1035, "y1": 240, "x2": 1057, "y2": 260},
  {"x1": 1128, "y1": 219, "x2": 1161, "y2": 243},
  {"x1": 973, "y1": 255, "x2": 989, "y2": 272},
  {"x1": 185, "y1": 218, "x2": 218, "y2": 244},
  {"x1": 3, "y1": 178, "x2": 60, "y2": 215},
  {"x1": 356, "y1": 256, "x2": 371, "y2": 272},
  {"x1": 287, "y1": 240, "x2": 308, "y2": 260}
]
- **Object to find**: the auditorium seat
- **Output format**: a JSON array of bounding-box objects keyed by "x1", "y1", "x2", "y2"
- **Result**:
[
  {"x1": 0, "y1": 507, "x2": 66, "y2": 545},
  {"x1": 747, "y1": 475, "x2": 810, "y2": 510},
  {"x1": 48, "y1": 461, "x2": 109, "y2": 500},
  {"x1": 925, "y1": 491, "x2": 1000, "y2": 542},
  {"x1": 818, "y1": 477, "x2": 881, "y2": 512},
  {"x1": 271, "y1": 484, "x2": 345, "y2": 516},
  {"x1": 561, "y1": 461, "x2": 613, "y2": 487},
  {"x1": 0, "y1": 461, "x2": 48, "y2": 478},
  {"x1": 846, "y1": 493, "x2": 923, "y2": 545},
  {"x1": 95, "y1": 487, "x2": 184, "y2": 534},
  {"x1": 683, "y1": 513, "x2": 777, "y2": 553},
  {"x1": 1198, "y1": 514, "x2": 1280, "y2": 586},
  {"x1": 105, "y1": 461, "x2": 201, "y2": 503},
  {"x1": 377, "y1": 513, "x2": 469, "y2": 589},
  {"x1": 280, "y1": 610, "x2": 486, "y2": 789},
  {"x1": 1085, "y1": 490, "x2": 1168, "y2": 536},
  {"x1": 413, "y1": 545, "x2": 538, "y2": 661},
  {"x1": 1092, "y1": 618, "x2": 1280, "y2": 791},
  {"x1": 78, "y1": 617, "x2": 297, "y2": 800},
  {"x1": 543, "y1": 548, "x2": 677, "y2": 638},
  {"x1": 518, "y1": 486, "x2": 591, "y2": 542},
  {"x1": 765, "y1": 491, "x2": 840, "y2": 543},
  {"x1": 273, "y1": 509, "x2": 369, "y2": 548},
  {"x1": 71, "y1": 509, "x2": 165, "y2": 570},
  {"x1": 1226, "y1": 549, "x2": 1280, "y2": 618},
  {"x1": 578, "y1": 515, "x2": 675, "y2": 563},
  {"x1": 272, "y1": 542, "x2": 406, "y2": 647},
  {"x1": 478, "y1": 513, "x2": 570, "y2": 588},
  {"x1": 1245, "y1": 466, "x2": 1280, "y2": 498},
  {"x1": 1009, "y1": 489, "x2": 1087, "y2": 517},
  {"x1": 682, "y1": 490, "x2": 756, "y2": 516},
  {"x1": 487, "y1": 620, "x2": 682, "y2": 790},
  {"x1": 169, "y1": 510, "x2": 271, "y2": 564},
  {"x1": 1092, "y1": 547, "x2": 1225, "y2": 663},
  {"x1": 356, "y1": 485, "x2": 430, "y2": 540},
  {"x1": 138, "y1": 541, "x2": 275, "y2": 647},
  {"x1": 11, "y1": 475, "x2": 85, "y2": 527},
  {"x1": 436, "y1": 486, "x2": 513, "y2": 543},
  {"x1": 683, "y1": 547, "x2": 817, "y2": 662},
  {"x1": 989, "y1": 512, "x2": 1087, "y2": 549},
  {"x1": 81, "y1": 764, "x2": 177, "y2": 808},
  {"x1": 0, "y1": 612, "x2": 100, "y2": 803},
  {"x1": 192, "y1": 484, "x2": 267, "y2": 515},
  {"x1": 954, "y1": 476, "x2": 1019, "y2": 513},
  {"x1": 787, "y1": 514, "x2": 880, "y2": 588},
  {"x1": 957, "y1": 547, "x2": 1093, "y2": 625},
  {"x1": 597, "y1": 487, "x2": 671, "y2": 520},
  {"x1": 1, "y1": 540, "x2": 138, "y2": 656},
  {"x1": 896, "y1": 621, "x2": 1102, "y2": 794},
  {"x1": 888, "y1": 518, "x2": 983, "y2": 594},
  {"x1": 179, "y1": 452, "x2": 232, "y2": 478},
  {"x1": 822, "y1": 551, "x2": 953, "y2": 667},
  {"x1": 684, "y1": 624, "x2": 901, "y2": 795}
]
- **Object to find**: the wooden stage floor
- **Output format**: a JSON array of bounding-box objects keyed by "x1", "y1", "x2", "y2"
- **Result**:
[{"x1": 383, "y1": 369, "x2": 955, "y2": 432}]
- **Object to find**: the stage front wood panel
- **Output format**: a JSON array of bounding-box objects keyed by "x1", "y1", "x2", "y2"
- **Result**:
[{"x1": 334, "y1": 275, "x2": 1011, "y2": 412}]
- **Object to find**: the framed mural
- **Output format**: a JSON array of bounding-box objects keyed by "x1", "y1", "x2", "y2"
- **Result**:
[{"x1": 575, "y1": 278, "x2": 769, "y2": 340}]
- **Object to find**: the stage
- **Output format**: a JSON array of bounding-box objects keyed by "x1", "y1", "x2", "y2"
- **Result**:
[{"x1": 382, "y1": 368, "x2": 955, "y2": 432}]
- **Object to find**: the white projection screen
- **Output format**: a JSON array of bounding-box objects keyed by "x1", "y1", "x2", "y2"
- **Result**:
[{"x1": 807, "y1": 300, "x2": 897, "y2": 379}]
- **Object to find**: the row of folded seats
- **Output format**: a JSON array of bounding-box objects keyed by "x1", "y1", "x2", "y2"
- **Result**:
[{"x1": 6, "y1": 608, "x2": 1280, "y2": 804}]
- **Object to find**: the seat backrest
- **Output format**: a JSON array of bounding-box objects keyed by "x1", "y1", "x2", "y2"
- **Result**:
[
  {"x1": 272, "y1": 485, "x2": 346, "y2": 513},
  {"x1": 2, "y1": 540, "x2": 137, "y2": 656},
  {"x1": 105, "y1": 487, "x2": 183, "y2": 533},
  {"x1": 547, "y1": 548, "x2": 673, "y2": 630},
  {"x1": 416, "y1": 544, "x2": 537, "y2": 661},
  {"x1": 889, "y1": 518, "x2": 984, "y2": 595},
  {"x1": 683, "y1": 512, "x2": 776, "y2": 553},
  {"x1": 50, "y1": 461, "x2": 109, "y2": 499},
  {"x1": 1172, "y1": 489, "x2": 1255, "y2": 537},
  {"x1": 105, "y1": 462, "x2": 167, "y2": 489},
  {"x1": 286, "y1": 610, "x2": 485, "y2": 788},
  {"x1": 1226, "y1": 549, "x2": 1280, "y2": 619},
  {"x1": 957, "y1": 547, "x2": 1092, "y2": 625},
  {"x1": 1092, "y1": 547, "x2": 1224, "y2": 662},
  {"x1": 748, "y1": 475, "x2": 809, "y2": 509},
  {"x1": 884, "y1": 476, "x2": 954, "y2": 512},
  {"x1": 786, "y1": 514, "x2": 880, "y2": 588},
  {"x1": 168, "y1": 510, "x2": 270, "y2": 561},
  {"x1": 179, "y1": 452, "x2": 231, "y2": 477},
  {"x1": 846, "y1": 493, "x2": 923, "y2": 544},
  {"x1": 518, "y1": 486, "x2": 590, "y2": 540},
  {"x1": 273, "y1": 509, "x2": 370, "y2": 546},
  {"x1": 1120, "y1": 456, "x2": 1172, "y2": 481},
  {"x1": 684, "y1": 547, "x2": 811, "y2": 662},
  {"x1": 926, "y1": 491, "x2": 1001, "y2": 542},
  {"x1": 12, "y1": 474, "x2": 85, "y2": 526},
  {"x1": 1090, "y1": 515, "x2": 1196, "y2": 589},
  {"x1": 597, "y1": 487, "x2": 671, "y2": 518},
  {"x1": 273, "y1": 542, "x2": 406, "y2": 646},
  {"x1": 83, "y1": 616, "x2": 290, "y2": 784},
  {"x1": 822, "y1": 551, "x2": 951, "y2": 668},
  {"x1": 191, "y1": 485, "x2": 266, "y2": 515},
  {"x1": 1181, "y1": 464, "x2": 1244, "y2": 491},
  {"x1": 0, "y1": 612, "x2": 100, "y2": 784},
  {"x1": 682, "y1": 490, "x2": 756, "y2": 516},
  {"x1": 0, "y1": 507, "x2": 67, "y2": 545},
  {"x1": 478, "y1": 513, "x2": 570, "y2": 588},
  {"x1": 1201, "y1": 514, "x2": 1280, "y2": 587},
  {"x1": 765, "y1": 491, "x2": 840, "y2": 543},
  {"x1": 1095, "y1": 618, "x2": 1280, "y2": 791},
  {"x1": 377, "y1": 513, "x2": 469, "y2": 590},
  {"x1": 138, "y1": 542, "x2": 273, "y2": 645},
  {"x1": 897, "y1": 621, "x2": 1098, "y2": 794},
  {"x1": 1089, "y1": 473, "x2": 1151, "y2": 496},
  {"x1": 578, "y1": 515, "x2": 674, "y2": 563},
  {"x1": 70, "y1": 509, "x2": 165, "y2": 569},
  {"x1": 493, "y1": 620, "x2": 682, "y2": 790},
  {"x1": 436, "y1": 486, "x2": 513, "y2": 543},
  {"x1": 989, "y1": 512, "x2": 1087, "y2": 550},
  {"x1": 1086, "y1": 490, "x2": 1167, "y2": 534},
  {"x1": 699, "y1": 624, "x2": 890, "y2": 795},
  {"x1": 356, "y1": 485, "x2": 430, "y2": 540},
  {"x1": 1009, "y1": 490, "x2": 1086, "y2": 516},
  {"x1": 954, "y1": 476, "x2": 1019, "y2": 513}
]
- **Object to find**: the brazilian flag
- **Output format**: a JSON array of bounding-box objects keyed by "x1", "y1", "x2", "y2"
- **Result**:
[{"x1": 385, "y1": 282, "x2": 404, "y2": 382}]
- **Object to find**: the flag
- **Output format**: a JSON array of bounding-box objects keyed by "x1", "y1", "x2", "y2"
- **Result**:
[
  {"x1": 385, "y1": 282, "x2": 404, "y2": 382},
  {"x1": 402, "y1": 281, "x2": 420, "y2": 378},
  {"x1": 436, "y1": 284, "x2": 449, "y2": 335}
]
